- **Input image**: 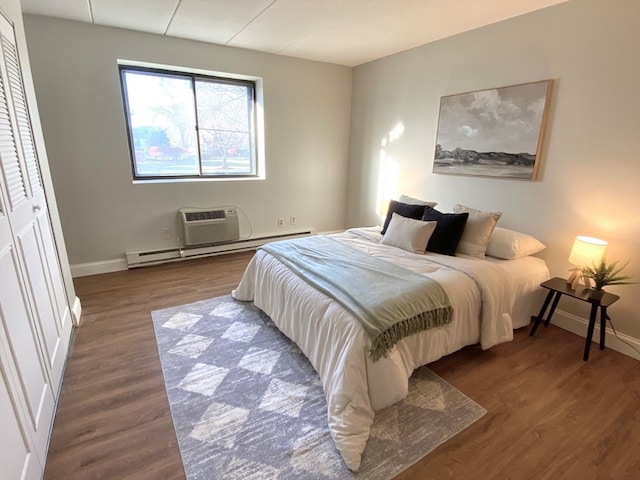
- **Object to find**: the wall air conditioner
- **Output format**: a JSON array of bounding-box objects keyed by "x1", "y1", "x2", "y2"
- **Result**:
[{"x1": 179, "y1": 207, "x2": 240, "y2": 246}]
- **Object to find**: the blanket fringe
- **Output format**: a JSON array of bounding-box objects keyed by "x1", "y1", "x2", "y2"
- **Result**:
[{"x1": 369, "y1": 305, "x2": 453, "y2": 362}]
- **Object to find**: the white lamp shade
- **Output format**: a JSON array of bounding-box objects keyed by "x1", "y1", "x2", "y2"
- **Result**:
[{"x1": 568, "y1": 236, "x2": 608, "y2": 267}]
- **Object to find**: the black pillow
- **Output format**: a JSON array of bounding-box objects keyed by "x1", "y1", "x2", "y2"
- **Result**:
[
  {"x1": 421, "y1": 207, "x2": 469, "y2": 256},
  {"x1": 381, "y1": 200, "x2": 426, "y2": 235}
]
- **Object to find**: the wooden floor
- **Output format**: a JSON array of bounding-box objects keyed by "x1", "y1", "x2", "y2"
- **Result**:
[{"x1": 45, "y1": 252, "x2": 640, "y2": 480}]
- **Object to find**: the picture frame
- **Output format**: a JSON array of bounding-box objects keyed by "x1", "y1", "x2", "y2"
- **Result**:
[{"x1": 433, "y1": 80, "x2": 553, "y2": 180}]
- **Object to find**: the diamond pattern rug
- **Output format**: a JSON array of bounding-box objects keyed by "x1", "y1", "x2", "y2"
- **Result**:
[{"x1": 151, "y1": 295, "x2": 486, "y2": 479}]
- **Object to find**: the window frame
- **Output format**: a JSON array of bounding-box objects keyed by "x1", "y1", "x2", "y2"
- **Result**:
[{"x1": 118, "y1": 63, "x2": 260, "y2": 181}]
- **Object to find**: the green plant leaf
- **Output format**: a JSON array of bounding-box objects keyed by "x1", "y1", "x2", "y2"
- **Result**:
[{"x1": 582, "y1": 259, "x2": 635, "y2": 289}]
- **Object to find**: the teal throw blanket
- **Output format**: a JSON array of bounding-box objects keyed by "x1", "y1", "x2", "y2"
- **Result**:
[{"x1": 260, "y1": 236, "x2": 452, "y2": 361}]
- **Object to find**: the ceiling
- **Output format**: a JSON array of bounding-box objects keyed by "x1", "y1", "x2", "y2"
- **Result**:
[{"x1": 20, "y1": 0, "x2": 567, "y2": 66}]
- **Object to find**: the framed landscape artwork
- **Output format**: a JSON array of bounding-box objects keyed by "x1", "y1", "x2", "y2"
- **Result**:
[{"x1": 433, "y1": 80, "x2": 553, "y2": 180}]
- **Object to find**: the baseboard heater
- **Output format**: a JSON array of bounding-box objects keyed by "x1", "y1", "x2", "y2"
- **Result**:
[{"x1": 126, "y1": 230, "x2": 314, "y2": 269}]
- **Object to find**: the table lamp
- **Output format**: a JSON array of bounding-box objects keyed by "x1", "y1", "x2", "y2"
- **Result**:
[{"x1": 566, "y1": 236, "x2": 608, "y2": 290}]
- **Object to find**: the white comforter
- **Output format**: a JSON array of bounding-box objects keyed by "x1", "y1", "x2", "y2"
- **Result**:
[{"x1": 232, "y1": 228, "x2": 524, "y2": 471}]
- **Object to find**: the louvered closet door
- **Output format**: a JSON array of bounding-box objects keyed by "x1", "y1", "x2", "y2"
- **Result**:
[
  {"x1": 0, "y1": 14, "x2": 72, "y2": 385},
  {"x1": 1, "y1": 14, "x2": 71, "y2": 340},
  {"x1": 0, "y1": 12, "x2": 72, "y2": 478},
  {"x1": 0, "y1": 105, "x2": 46, "y2": 478},
  {"x1": 0, "y1": 46, "x2": 51, "y2": 480}
]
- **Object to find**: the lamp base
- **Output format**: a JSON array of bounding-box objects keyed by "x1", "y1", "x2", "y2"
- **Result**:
[{"x1": 567, "y1": 269, "x2": 591, "y2": 290}]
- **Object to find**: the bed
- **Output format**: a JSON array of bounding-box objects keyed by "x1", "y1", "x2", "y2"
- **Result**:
[{"x1": 232, "y1": 223, "x2": 549, "y2": 471}]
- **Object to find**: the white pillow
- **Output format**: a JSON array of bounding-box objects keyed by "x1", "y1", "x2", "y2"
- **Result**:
[
  {"x1": 486, "y1": 227, "x2": 546, "y2": 260},
  {"x1": 398, "y1": 194, "x2": 437, "y2": 207},
  {"x1": 453, "y1": 204, "x2": 502, "y2": 258},
  {"x1": 380, "y1": 213, "x2": 437, "y2": 254}
]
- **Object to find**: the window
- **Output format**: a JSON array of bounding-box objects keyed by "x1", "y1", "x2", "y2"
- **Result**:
[{"x1": 119, "y1": 64, "x2": 260, "y2": 180}]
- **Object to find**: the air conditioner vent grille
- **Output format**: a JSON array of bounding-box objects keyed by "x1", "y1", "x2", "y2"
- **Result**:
[
  {"x1": 178, "y1": 207, "x2": 240, "y2": 246},
  {"x1": 185, "y1": 210, "x2": 225, "y2": 222}
]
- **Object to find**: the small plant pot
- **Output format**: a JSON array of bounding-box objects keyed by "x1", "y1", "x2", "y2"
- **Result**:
[{"x1": 587, "y1": 288, "x2": 605, "y2": 301}]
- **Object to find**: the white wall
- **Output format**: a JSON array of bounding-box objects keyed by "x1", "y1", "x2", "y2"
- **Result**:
[
  {"x1": 22, "y1": 16, "x2": 352, "y2": 268},
  {"x1": 347, "y1": 0, "x2": 640, "y2": 340}
]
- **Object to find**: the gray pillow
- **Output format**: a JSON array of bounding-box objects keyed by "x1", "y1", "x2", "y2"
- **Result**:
[
  {"x1": 398, "y1": 194, "x2": 438, "y2": 207},
  {"x1": 454, "y1": 204, "x2": 502, "y2": 258},
  {"x1": 380, "y1": 213, "x2": 437, "y2": 254}
]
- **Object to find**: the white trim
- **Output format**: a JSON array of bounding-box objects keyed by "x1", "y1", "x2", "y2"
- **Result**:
[
  {"x1": 132, "y1": 176, "x2": 264, "y2": 184},
  {"x1": 126, "y1": 230, "x2": 313, "y2": 268},
  {"x1": 552, "y1": 309, "x2": 640, "y2": 361},
  {"x1": 71, "y1": 258, "x2": 128, "y2": 278},
  {"x1": 71, "y1": 230, "x2": 315, "y2": 276},
  {"x1": 71, "y1": 296, "x2": 82, "y2": 327}
]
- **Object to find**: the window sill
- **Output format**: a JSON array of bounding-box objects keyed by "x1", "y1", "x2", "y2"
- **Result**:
[{"x1": 132, "y1": 175, "x2": 265, "y2": 185}]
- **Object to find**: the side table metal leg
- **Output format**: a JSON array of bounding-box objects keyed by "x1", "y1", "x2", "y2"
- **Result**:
[
  {"x1": 583, "y1": 303, "x2": 599, "y2": 361},
  {"x1": 599, "y1": 307, "x2": 608, "y2": 350},
  {"x1": 530, "y1": 290, "x2": 555, "y2": 336},
  {"x1": 544, "y1": 293, "x2": 562, "y2": 328}
]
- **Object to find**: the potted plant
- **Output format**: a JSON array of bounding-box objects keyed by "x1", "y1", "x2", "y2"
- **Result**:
[{"x1": 580, "y1": 259, "x2": 635, "y2": 300}]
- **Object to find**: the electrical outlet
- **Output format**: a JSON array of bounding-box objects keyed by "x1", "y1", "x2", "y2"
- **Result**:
[
  {"x1": 278, "y1": 217, "x2": 284, "y2": 227},
  {"x1": 161, "y1": 227, "x2": 171, "y2": 240},
  {"x1": 290, "y1": 215, "x2": 296, "y2": 225}
]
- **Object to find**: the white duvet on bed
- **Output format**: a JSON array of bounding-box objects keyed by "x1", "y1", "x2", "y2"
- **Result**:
[{"x1": 232, "y1": 227, "x2": 549, "y2": 471}]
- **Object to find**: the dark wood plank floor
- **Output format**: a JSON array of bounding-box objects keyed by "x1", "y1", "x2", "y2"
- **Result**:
[{"x1": 45, "y1": 251, "x2": 640, "y2": 479}]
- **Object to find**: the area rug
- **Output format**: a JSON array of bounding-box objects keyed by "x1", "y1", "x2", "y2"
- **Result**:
[{"x1": 151, "y1": 295, "x2": 486, "y2": 479}]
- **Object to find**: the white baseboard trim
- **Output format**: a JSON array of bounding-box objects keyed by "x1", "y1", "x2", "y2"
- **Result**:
[
  {"x1": 552, "y1": 309, "x2": 640, "y2": 361},
  {"x1": 126, "y1": 230, "x2": 314, "y2": 268},
  {"x1": 72, "y1": 230, "x2": 315, "y2": 277},
  {"x1": 71, "y1": 296, "x2": 82, "y2": 327},
  {"x1": 71, "y1": 258, "x2": 128, "y2": 278}
]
